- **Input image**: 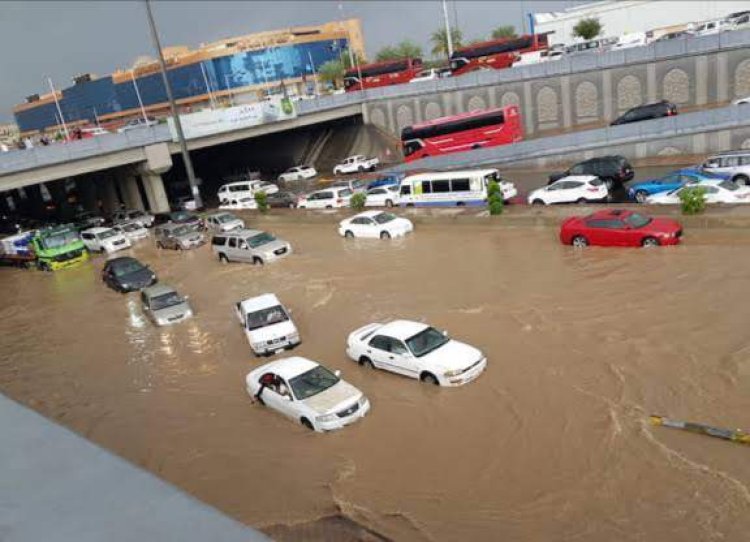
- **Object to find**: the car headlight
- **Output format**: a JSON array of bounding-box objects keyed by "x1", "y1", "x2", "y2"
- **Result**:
[
  {"x1": 157, "y1": 318, "x2": 169, "y2": 325},
  {"x1": 120, "y1": 282, "x2": 130, "y2": 289},
  {"x1": 184, "y1": 309, "x2": 193, "y2": 317},
  {"x1": 252, "y1": 342, "x2": 265, "y2": 351},
  {"x1": 444, "y1": 369, "x2": 464, "y2": 377},
  {"x1": 316, "y1": 413, "x2": 337, "y2": 423}
]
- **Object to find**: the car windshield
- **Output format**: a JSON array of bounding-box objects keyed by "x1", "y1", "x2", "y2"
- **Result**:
[
  {"x1": 98, "y1": 229, "x2": 117, "y2": 240},
  {"x1": 172, "y1": 212, "x2": 191, "y2": 221},
  {"x1": 719, "y1": 180, "x2": 738, "y2": 191},
  {"x1": 216, "y1": 214, "x2": 235, "y2": 223},
  {"x1": 373, "y1": 212, "x2": 396, "y2": 224},
  {"x1": 289, "y1": 365, "x2": 339, "y2": 401},
  {"x1": 151, "y1": 291, "x2": 184, "y2": 310},
  {"x1": 172, "y1": 225, "x2": 191, "y2": 236},
  {"x1": 41, "y1": 230, "x2": 79, "y2": 249},
  {"x1": 113, "y1": 260, "x2": 145, "y2": 277},
  {"x1": 247, "y1": 232, "x2": 275, "y2": 247},
  {"x1": 121, "y1": 223, "x2": 140, "y2": 232},
  {"x1": 246, "y1": 305, "x2": 289, "y2": 330},
  {"x1": 624, "y1": 213, "x2": 652, "y2": 228},
  {"x1": 406, "y1": 326, "x2": 450, "y2": 357}
]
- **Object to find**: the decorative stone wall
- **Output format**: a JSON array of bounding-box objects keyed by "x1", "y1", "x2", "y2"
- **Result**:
[
  {"x1": 616, "y1": 75, "x2": 643, "y2": 111},
  {"x1": 663, "y1": 69, "x2": 690, "y2": 104},
  {"x1": 575, "y1": 81, "x2": 599, "y2": 122}
]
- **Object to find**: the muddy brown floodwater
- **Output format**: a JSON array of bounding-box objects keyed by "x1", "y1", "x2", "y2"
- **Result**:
[{"x1": 2, "y1": 220, "x2": 750, "y2": 541}]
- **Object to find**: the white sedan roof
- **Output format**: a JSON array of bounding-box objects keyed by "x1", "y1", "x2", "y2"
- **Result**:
[
  {"x1": 256, "y1": 356, "x2": 318, "y2": 380},
  {"x1": 81, "y1": 227, "x2": 114, "y2": 235},
  {"x1": 554, "y1": 175, "x2": 599, "y2": 184},
  {"x1": 239, "y1": 293, "x2": 282, "y2": 314},
  {"x1": 349, "y1": 210, "x2": 387, "y2": 220},
  {"x1": 376, "y1": 319, "x2": 429, "y2": 341}
]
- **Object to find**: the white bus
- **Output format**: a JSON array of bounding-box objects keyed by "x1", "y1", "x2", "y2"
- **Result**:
[{"x1": 398, "y1": 168, "x2": 517, "y2": 207}]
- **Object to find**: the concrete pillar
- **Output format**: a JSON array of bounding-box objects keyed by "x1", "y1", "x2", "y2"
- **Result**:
[
  {"x1": 602, "y1": 70, "x2": 613, "y2": 122},
  {"x1": 78, "y1": 177, "x2": 99, "y2": 212},
  {"x1": 120, "y1": 174, "x2": 144, "y2": 211},
  {"x1": 560, "y1": 76, "x2": 572, "y2": 129},
  {"x1": 141, "y1": 172, "x2": 170, "y2": 213},
  {"x1": 717, "y1": 52, "x2": 729, "y2": 102},
  {"x1": 412, "y1": 98, "x2": 422, "y2": 124},
  {"x1": 647, "y1": 63, "x2": 657, "y2": 103},
  {"x1": 98, "y1": 177, "x2": 121, "y2": 215},
  {"x1": 695, "y1": 55, "x2": 708, "y2": 106},
  {"x1": 523, "y1": 81, "x2": 534, "y2": 136},
  {"x1": 47, "y1": 180, "x2": 74, "y2": 221}
]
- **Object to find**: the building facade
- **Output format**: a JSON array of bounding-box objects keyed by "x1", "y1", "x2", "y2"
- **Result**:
[
  {"x1": 13, "y1": 19, "x2": 364, "y2": 135},
  {"x1": 532, "y1": 0, "x2": 749, "y2": 46}
]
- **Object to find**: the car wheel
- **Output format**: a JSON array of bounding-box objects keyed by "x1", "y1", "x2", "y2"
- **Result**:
[
  {"x1": 576, "y1": 198, "x2": 587, "y2": 204},
  {"x1": 456, "y1": 201, "x2": 465, "y2": 207},
  {"x1": 380, "y1": 231, "x2": 391, "y2": 239},
  {"x1": 420, "y1": 372, "x2": 440, "y2": 386},
  {"x1": 218, "y1": 253, "x2": 229, "y2": 264},
  {"x1": 532, "y1": 199, "x2": 545, "y2": 205},
  {"x1": 635, "y1": 190, "x2": 649, "y2": 203},
  {"x1": 358, "y1": 166, "x2": 365, "y2": 172},
  {"x1": 344, "y1": 230, "x2": 354, "y2": 238},
  {"x1": 326, "y1": 205, "x2": 333, "y2": 209},
  {"x1": 301, "y1": 418, "x2": 315, "y2": 431},
  {"x1": 359, "y1": 356, "x2": 374, "y2": 369},
  {"x1": 642, "y1": 236, "x2": 660, "y2": 247},
  {"x1": 734, "y1": 174, "x2": 749, "y2": 186},
  {"x1": 572, "y1": 235, "x2": 589, "y2": 247},
  {"x1": 253, "y1": 256, "x2": 264, "y2": 265},
  {"x1": 385, "y1": 199, "x2": 393, "y2": 207}
]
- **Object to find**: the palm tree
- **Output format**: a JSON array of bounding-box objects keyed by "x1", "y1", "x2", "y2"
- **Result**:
[
  {"x1": 430, "y1": 27, "x2": 463, "y2": 57},
  {"x1": 375, "y1": 40, "x2": 424, "y2": 62},
  {"x1": 318, "y1": 59, "x2": 344, "y2": 88},
  {"x1": 491, "y1": 25, "x2": 517, "y2": 40}
]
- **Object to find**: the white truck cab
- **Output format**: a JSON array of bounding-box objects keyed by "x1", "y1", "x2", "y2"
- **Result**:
[
  {"x1": 333, "y1": 155, "x2": 380, "y2": 175},
  {"x1": 234, "y1": 293, "x2": 300, "y2": 356}
]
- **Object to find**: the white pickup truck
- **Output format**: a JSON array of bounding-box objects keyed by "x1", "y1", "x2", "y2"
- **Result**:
[{"x1": 333, "y1": 155, "x2": 380, "y2": 175}]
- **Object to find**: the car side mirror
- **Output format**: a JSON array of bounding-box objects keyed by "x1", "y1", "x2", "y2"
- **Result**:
[
  {"x1": 334, "y1": 370, "x2": 341, "y2": 377},
  {"x1": 442, "y1": 330, "x2": 448, "y2": 336}
]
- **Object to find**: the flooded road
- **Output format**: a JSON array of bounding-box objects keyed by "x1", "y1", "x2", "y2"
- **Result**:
[{"x1": 1, "y1": 220, "x2": 749, "y2": 541}]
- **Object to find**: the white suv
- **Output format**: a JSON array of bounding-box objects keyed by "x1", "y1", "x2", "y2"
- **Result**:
[
  {"x1": 701, "y1": 151, "x2": 750, "y2": 186},
  {"x1": 234, "y1": 293, "x2": 300, "y2": 356},
  {"x1": 297, "y1": 187, "x2": 353, "y2": 209}
]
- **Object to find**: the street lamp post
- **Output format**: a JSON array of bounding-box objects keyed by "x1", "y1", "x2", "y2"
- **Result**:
[
  {"x1": 144, "y1": 0, "x2": 201, "y2": 208},
  {"x1": 442, "y1": 0, "x2": 454, "y2": 58}
]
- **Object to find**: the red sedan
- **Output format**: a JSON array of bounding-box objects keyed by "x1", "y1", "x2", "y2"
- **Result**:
[{"x1": 559, "y1": 209, "x2": 683, "y2": 247}]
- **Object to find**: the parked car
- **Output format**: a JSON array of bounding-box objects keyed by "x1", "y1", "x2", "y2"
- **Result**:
[
  {"x1": 548, "y1": 156, "x2": 634, "y2": 189},
  {"x1": 338, "y1": 211, "x2": 413, "y2": 239},
  {"x1": 278, "y1": 165, "x2": 317, "y2": 182},
  {"x1": 266, "y1": 191, "x2": 298, "y2": 208},
  {"x1": 175, "y1": 195, "x2": 200, "y2": 212},
  {"x1": 73, "y1": 211, "x2": 106, "y2": 230},
  {"x1": 297, "y1": 187, "x2": 353, "y2": 209},
  {"x1": 346, "y1": 320, "x2": 487, "y2": 386},
  {"x1": 559, "y1": 209, "x2": 683, "y2": 247},
  {"x1": 154, "y1": 223, "x2": 205, "y2": 250},
  {"x1": 113, "y1": 220, "x2": 149, "y2": 242},
  {"x1": 610, "y1": 100, "x2": 677, "y2": 125},
  {"x1": 101, "y1": 256, "x2": 157, "y2": 293},
  {"x1": 80, "y1": 227, "x2": 131, "y2": 253},
  {"x1": 627, "y1": 168, "x2": 726, "y2": 203},
  {"x1": 646, "y1": 179, "x2": 750, "y2": 205},
  {"x1": 234, "y1": 293, "x2": 300, "y2": 356},
  {"x1": 733, "y1": 95, "x2": 750, "y2": 106},
  {"x1": 409, "y1": 68, "x2": 444, "y2": 83},
  {"x1": 117, "y1": 117, "x2": 158, "y2": 133},
  {"x1": 365, "y1": 185, "x2": 401, "y2": 207},
  {"x1": 700, "y1": 150, "x2": 750, "y2": 185},
  {"x1": 331, "y1": 178, "x2": 367, "y2": 193},
  {"x1": 654, "y1": 31, "x2": 692, "y2": 42},
  {"x1": 692, "y1": 19, "x2": 732, "y2": 36},
  {"x1": 211, "y1": 229, "x2": 291, "y2": 265},
  {"x1": 111, "y1": 209, "x2": 155, "y2": 228},
  {"x1": 529, "y1": 176, "x2": 608, "y2": 205},
  {"x1": 204, "y1": 212, "x2": 245, "y2": 233},
  {"x1": 217, "y1": 180, "x2": 278, "y2": 204},
  {"x1": 141, "y1": 284, "x2": 193, "y2": 326},
  {"x1": 245, "y1": 357, "x2": 370, "y2": 432},
  {"x1": 367, "y1": 172, "x2": 406, "y2": 190},
  {"x1": 219, "y1": 196, "x2": 258, "y2": 210},
  {"x1": 333, "y1": 155, "x2": 380, "y2": 175},
  {"x1": 167, "y1": 210, "x2": 204, "y2": 230}
]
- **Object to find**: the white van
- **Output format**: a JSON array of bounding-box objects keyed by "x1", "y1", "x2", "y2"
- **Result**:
[
  {"x1": 398, "y1": 168, "x2": 517, "y2": 207},
  {"x1": 701, "y1": 151, "x2": 750, "y2": 185},
  {"x1": 216, "y1": 180, "x2": 279, "y2": 204}
]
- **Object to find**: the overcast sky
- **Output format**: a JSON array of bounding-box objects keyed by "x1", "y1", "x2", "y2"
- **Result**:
[{"x1": 0, "y1": 1, "x2": 580, "y2": 122}]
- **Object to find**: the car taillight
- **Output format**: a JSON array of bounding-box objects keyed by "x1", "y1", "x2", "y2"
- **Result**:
[
  {"x1": 667, "y1": 110, "x2": 674, "y2": 116},
  {"x1": 587, "y1": 187, "x2": 600, "y2": 192}
]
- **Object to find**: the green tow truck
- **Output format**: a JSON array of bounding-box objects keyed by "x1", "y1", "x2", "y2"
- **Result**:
[{"x1": 30, "y1": 225, "x2": 89, "y2": 271}]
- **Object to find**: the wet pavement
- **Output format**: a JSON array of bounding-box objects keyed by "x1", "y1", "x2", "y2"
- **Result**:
[{"x1": 1, "y1": 219, "x2": 749, "y2": 541}]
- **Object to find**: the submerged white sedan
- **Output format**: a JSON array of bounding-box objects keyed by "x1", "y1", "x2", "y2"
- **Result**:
[
  {"x1": 346, "y1": 320, "x2": 487, "y2": 386},
  {"x1": 646, "y1": 179, "x2": 750, "y2": 205},
  {"x1": 338, "y1": 211, "x2": 414, "y2": 239},
  {"x1": 246, "y1": 357, "x2": 370, "y2": 432}
]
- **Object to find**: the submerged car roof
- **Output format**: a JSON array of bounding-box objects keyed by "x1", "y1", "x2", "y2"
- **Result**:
[
  {"x1": 378, "y1": 319, "x2": 430, "y2": 340},
  {"x1": 239, "y1": 293, "x2": 282, "y2": 314},
  {"x1": 106, "y1": 256, "x2": 143, "y2": 268},
  {"x1": 143, "y1": 283, "x2": 177, "y2": 298},
  {"x1": 259, "y1": 356, "x2": 318, "y2": 380}
]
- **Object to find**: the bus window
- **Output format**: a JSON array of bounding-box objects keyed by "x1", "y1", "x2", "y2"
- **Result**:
[
  {"x1": 451, "y1": 179, "x2": 471, "y2": 191},
  {"x1": 421, "y1": 181, "x2": 432, "y2": 194},
  {"x1": 432, "y1": 180, "x2": 450, "y2": 193},
  {"x1": 400, "y1": 185, "x2": 412, "y2": 195}
]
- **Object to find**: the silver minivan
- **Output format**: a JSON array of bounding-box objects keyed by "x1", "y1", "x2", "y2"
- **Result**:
[
  {"x1": 701, "y1": 151, "x2": 750, "y2": 185},
  {"x1": 211, "y1": 229, "x2": 292, "y2": 265}
]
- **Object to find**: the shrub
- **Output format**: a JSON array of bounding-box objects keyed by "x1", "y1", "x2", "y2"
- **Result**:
[
  {"x1": 679, "y1": 186, "x2": 707, "y2": 215},
  {"x1": 487, "y1": 180, "x2": 501, "y2": 198},
  {"x1": 254, "y1": 191, "x2": 269, "y2": 214},
  {"x1": 350, "y1": 192, "x2": 367, "y2": 211},
  {"x1": 487, "y1": 180, "x2": 504, "y2": 215}
]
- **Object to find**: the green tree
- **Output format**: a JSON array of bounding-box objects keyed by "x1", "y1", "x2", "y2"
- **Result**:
[
  {"x1": 375, "y1": 40, "x2": 423, "y2": 62},
  {"x1": 487, "y1": 180, "x2": 504, "y2": 216},
  {"x1": 430, "y1": 27, "x2": 463, "y2": 57},
  {"x1": 350, "y1": 192, "x2": 367, "y2": 211},
  {"x1": 572, "y1": 18, "x2": 602, "y2": 41},
  {"x1": 254, "y1": 191, "x2": 269, "y2": 214},
  {"x1": 491, "y1": 25, "x2": 517, "y2": 40},
  {"x1": 317, "y1": 52, "x2": 362, "y2": 89},
  {"x1": 679, "y1": 186, "x2": 707, "y2": 215}
]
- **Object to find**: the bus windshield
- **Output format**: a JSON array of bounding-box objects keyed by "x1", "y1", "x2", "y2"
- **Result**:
[{"x1": 41, "y1": 230, "x2": 79, "y2": 250}]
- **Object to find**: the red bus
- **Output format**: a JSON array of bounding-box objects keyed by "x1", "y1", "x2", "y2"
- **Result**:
[
  {"x1": 400, "y1": 105, "x2": 523, "y2": 162},
  {"x1": 344, "y1": 58, "x2": 423, "y2": 92},
  {"x1": 449, "y1": 34, "x2": 549, "y2": 76}
]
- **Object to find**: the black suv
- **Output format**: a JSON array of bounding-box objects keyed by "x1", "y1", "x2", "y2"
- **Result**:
[
  {"x1": 611, "y1": 100, "x2": 677, "y2": 126},
  {"x1": 548, "y1": 155, "x2": 635, "y2": 189}
]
